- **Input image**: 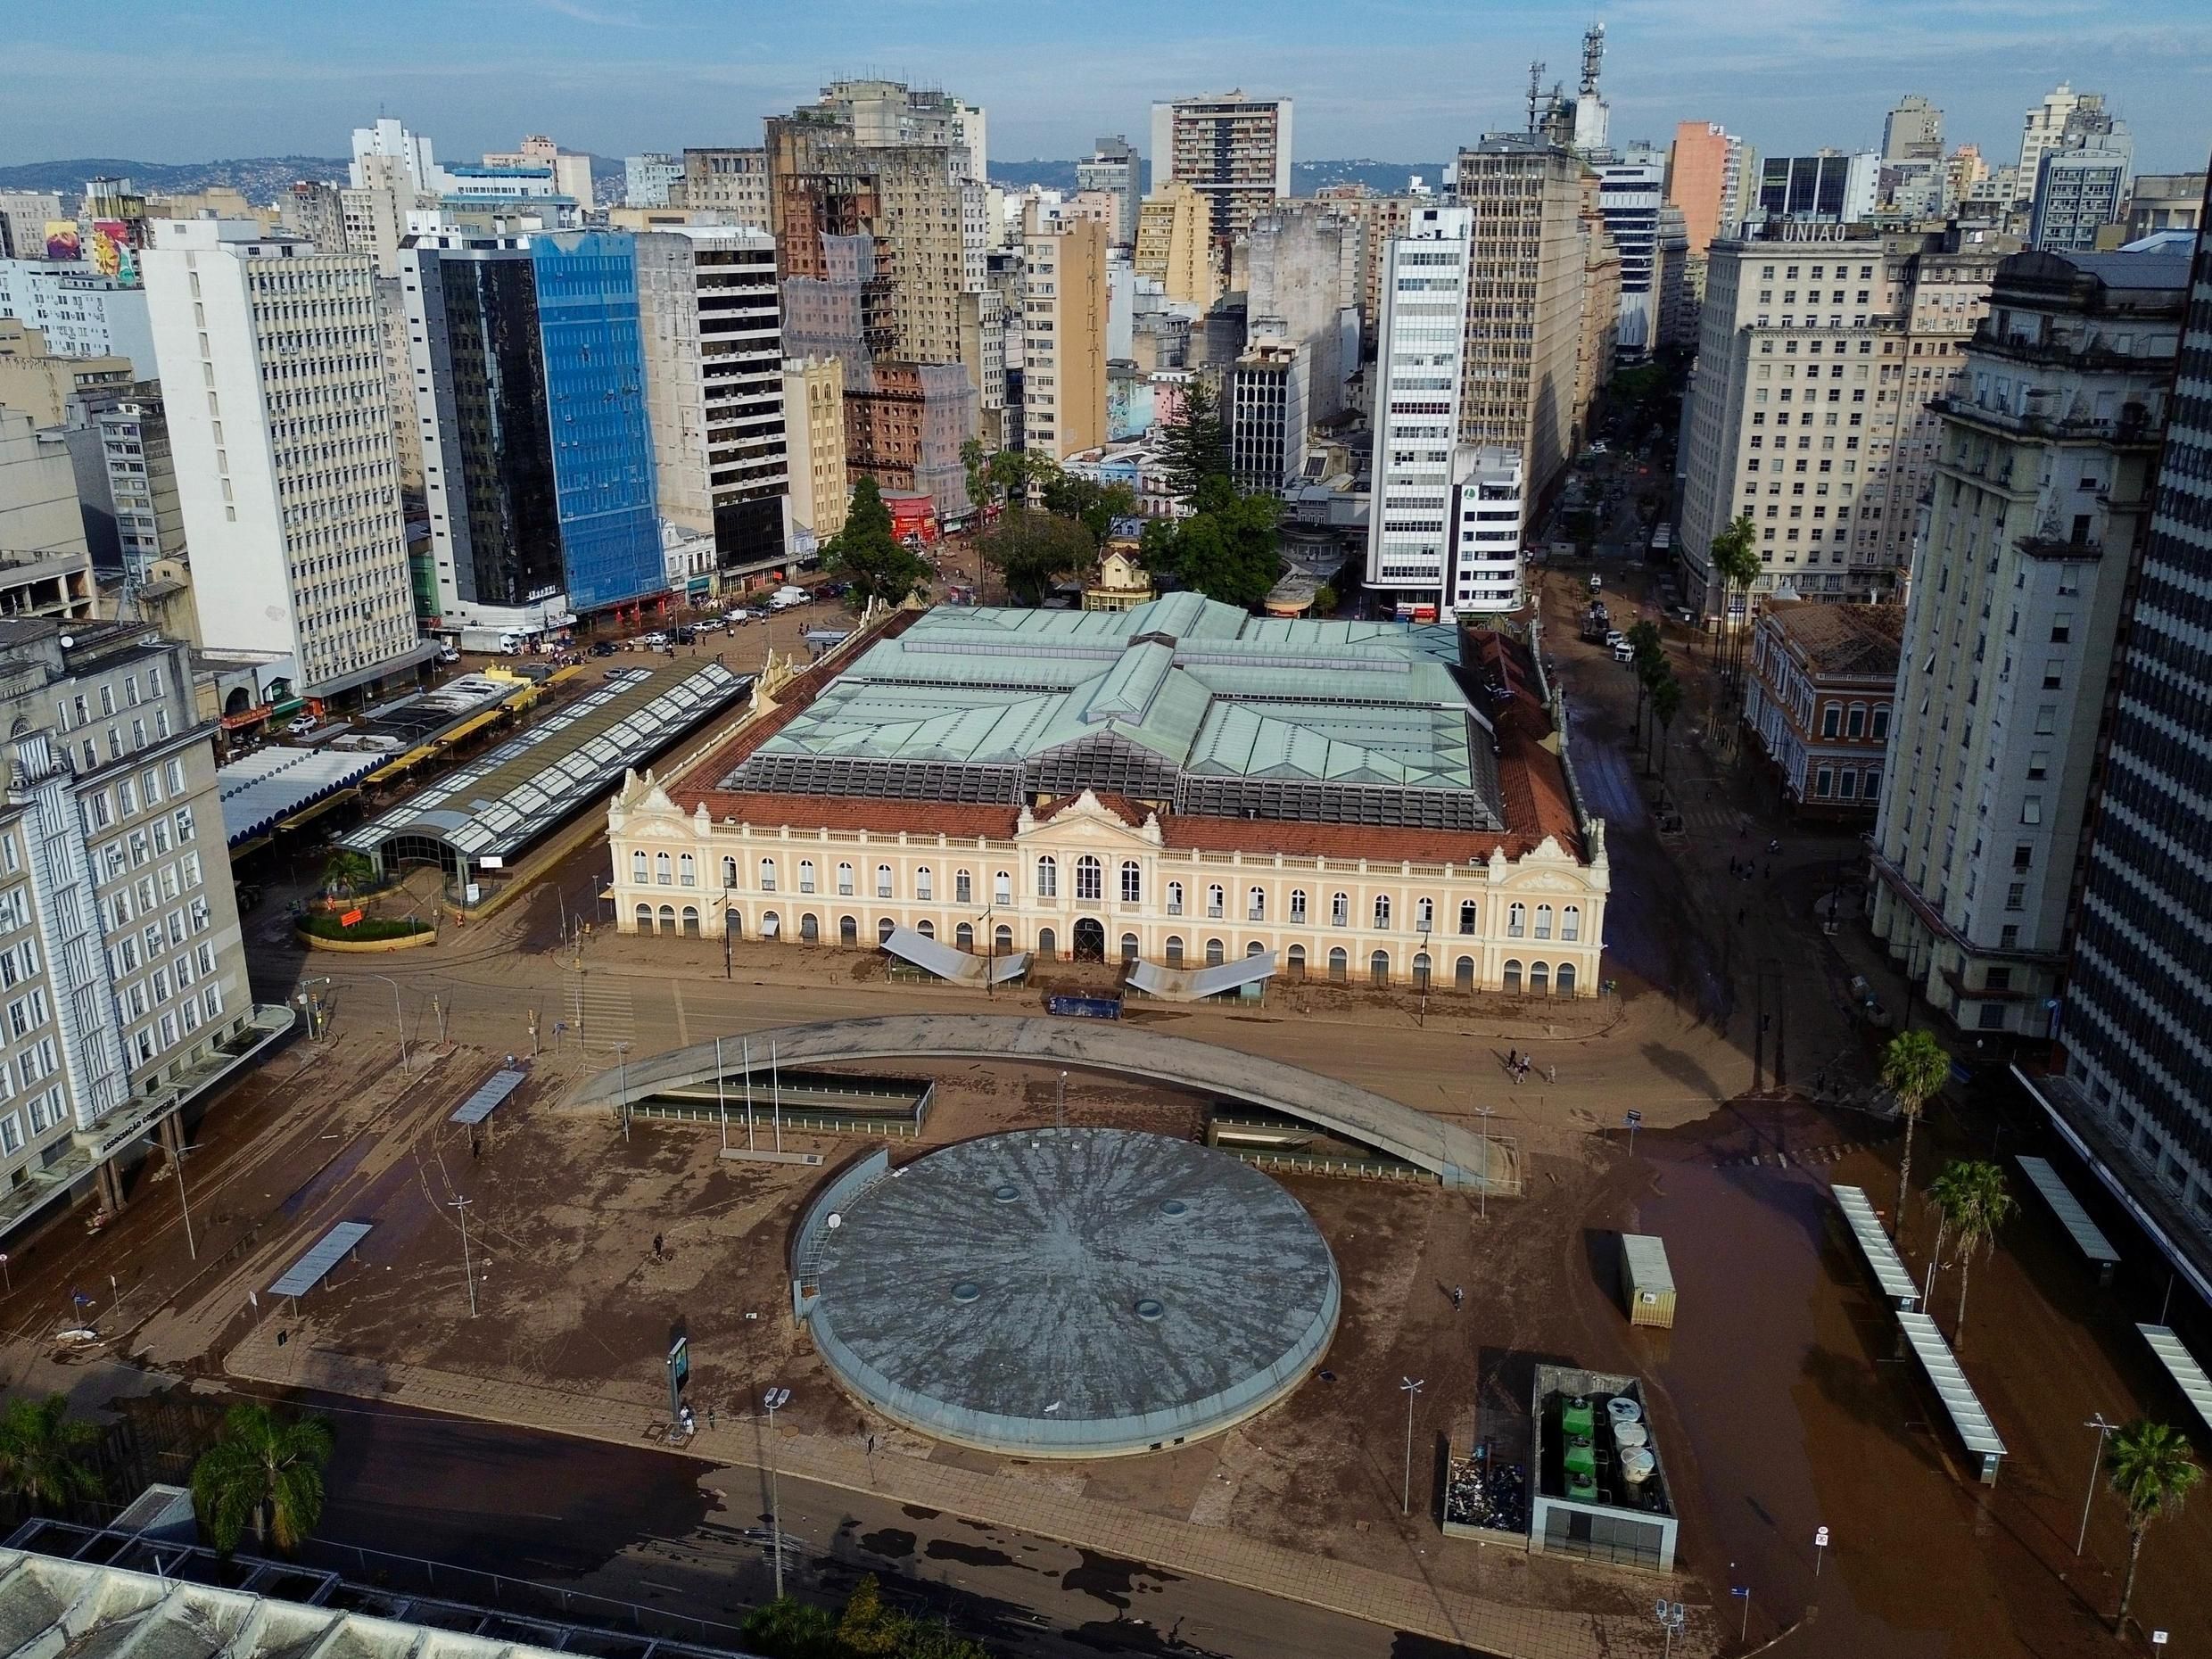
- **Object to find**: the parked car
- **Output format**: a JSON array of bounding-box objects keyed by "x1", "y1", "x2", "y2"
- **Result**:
[
  {"x1": 1604, "y1": 630, "x2": 1627, "y2": 649},
  {"x1": 590, "y1": 640, "x2": 617, "y2": 657},
  {"x1": 672, "y1": 626, "x2": 697, "y2": 645},
  {"x1": 640, "y1": 631, "x2": 670, "y2": 648},
  {"x1": 285, "y1": 714, "x2": 318, "y2": 737},
  {"x1": 436, "y1": 644, "x2": 460, "y2": 664},
  {"x1": 1589, "y1": 574, "x2": 1604, "y2": 594}
]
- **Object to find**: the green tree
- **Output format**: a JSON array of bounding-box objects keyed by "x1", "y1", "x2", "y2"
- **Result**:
[
  {"x1": 836, "y1": 1576, "x2": 904, "y2": 1656},
  {"x1": 1040, "y1": 472, "x2": 1138, "y2": 545},
  {"x1": 1311, "y1": 582, "x2": 1338, "y2": 616},
  {"x1": 1879, "y1": 1028, "x2": 1952, "y2": 1236},
  {"x1": 1155, "y1": 377, "x2": 1229, "y2": 504},
  {"x1": 978, "y1": 508, "x2": 1095, "y2": 607},
  {"x1": 1159, "y1": 488, "x2": 1282, "y2": 609},
  {"x1": 821, "y1": 477, "x2": 929, "y2": 608},
  {"x1": 1927, "y1": 1160, "x2": 2015, "y2": 1350},
  {"x1": 1708, "y1": 513, "x2": 1762, "y2": 692},
  {"x1": 0, "y1": 1395, "x2": 102, "y2": 1517},
  {"x1": 1650, "y1": 674, "x2": 1684, "y2": 791},
  {"x1": 741, "y1": 1597, "x2": 840, "y2": 1659},
  {"x1": 2107, "y1": 1419, "x2": 2201, "y2": 1635},
  {"x1": 320, "y1": 850, "x2": 376, "y2": 898},
  {"x1": 958, "y1": 437, "x2": 988, "y2": 514},
  {"x1": 1626, "y1": 621, "x2": 1663, "y2": 760},
  {"x1": 189, "y1": 1402, "x2": 334, "y2": 1555}
]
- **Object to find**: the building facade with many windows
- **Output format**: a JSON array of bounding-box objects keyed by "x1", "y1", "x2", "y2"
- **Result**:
[
  {"x1": 1742, "y1": 600, "x2": 1900, "y2": 816},
  {"x1": 1365, "y1": 204, "x2": 1472, "y2": 620}
]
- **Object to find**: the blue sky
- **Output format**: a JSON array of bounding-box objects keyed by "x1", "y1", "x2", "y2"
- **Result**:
[{"x1": 6, "y1": 0, "x2": 2209, "y2": 170}]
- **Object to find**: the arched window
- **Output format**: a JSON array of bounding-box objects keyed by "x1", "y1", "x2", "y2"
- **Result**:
[
  {"x1": 1455, "y1": 955, "x2": 1474, "y2": 991},
  {"x1": 1413, "y1": 951, "x2": 1432, "y2": 987},
  {"x1": 1374, "y1": 895, "x2": 1391, "y2": 929},
  {"x1": 839, "y1": 915, "x2": 858, "y2": 945},
  {"x1": 1531, "y1": 962, "x2": 1551, "y2": 995},
  {"x1": 1247, "y1": 887, "x2": 1266, "y2": 921},
  {"x1": 1503, "y1": 959, "x2": 1523, "y2": 994},
  {"x1": 1036, "y1": 855, "x2": 1058, "y2": 898},
  {"x1": 915, "y1": 866, "x2": 933, "y2": 900},
  {"x1": 1168, "y1": 880, "x2": 1185, "y2": 916},
  {"x1": 1166, "y1": 936, "x2": 1185, "y2": 966},
  {"x1": 916, "y1": 919, "x2": 935, "y2": 938},
  {"x1": 875, "y1": 863, "x2": 893, "y2": 899},
  {"x1": 634, "y1": 902, "x2": 652, "y2": 930},
  {"x1": 721, "y1": 856, "x2": 738, "y2": 889},
  {"x1": 1205, "y1": 937, "x2": 1225, "y2": 966},
  {"x1": 798, "y1": 860, "x2": 817, "y2": 895},
  {"x1": 655, "y1": 852, "x2": 673, "y2": 886},
  {"x1": 1287, "y1": 943, "x2": 1307, "y2": 978},
  {"x1": 1120, "y1": 932, "x2": 1138, "y2": 963},
  {"x1": 1290, "y1": 888, "x2": 1308, "y2": 922},
  {"x1": 878, "y1": 917, "x2": 896, "y2": 944},
  {"x1": 1507, "y1": 902, "x2": 1526, "y2": 938},
  {"x1": 837, "y1": 862, "x2": 855, "y2": 896},
  {"x1": 1119, "y1": 861, "x2": 1141, "y2": 903},
  {"x1": 631, "y1": 850, "x2": 648, "y2": 882},
  {"x1": 761, "y1": 911, "x2": 779, "y2": 940},
  {"x1": 801, "y1": 913, "x2": 820, "y2": 942},
  {"x1": 1038, "y1": 927, "x2": 1058, "y2": 959},
  {"x1": 658, "y1": 904, "x2": 676, "y2": 931},
  {"x1": 1556, "y1": 962, "x2": 1578, "y2": 996},
  {"x1": 1331, "y1": 892, "x2": 1349, "y2": 927},
  {"x1": 994, "y1": 870, "x2": 1012, "y2": 905},
  {"x1": 955, "y1": 869, "x2": 972, "y2": 904},
  {"x1": 1370, "y1": 950, "x2": 1391, "y2": 986},
  {"x1": 1562, "y1": 905, "x2": 1581, "y2": 942},
  {"x1": 1415, "y1": 896, "x2": 1433, "y2": 929},
  {"x1": 757, "y1": 857, "x2": 777, "y2": 892},
  {"x1": 681, "y1": 905, "x2": 700, "y2": 936},
  {"x1": 1534, "y1": 904, "x2": 1553, "y2": 939},
  {"x1": 1206, "y1": 884, "x2": 1225, "y2": 919},
  {"x1": 1328, "y1": 946, "x2": 1348, "y2": 982},
  {"x1": 679, "y1": 854, "x2": 697, "y2": 887},
  {"x1": 1247, "y1": 940, "x2": 1266, "y2": 955},
  {"x1": 1458, "y1": 899, "x2": 1477, "y2": 935},
  {"x1": 1076, "y1": 855, "x2": 1102, "y2": 902},
  {"x1": 995, "y1": 924, "x2": 1013, "y2": 953},
  {"x1": 956, "y1": 921, "x2": 974, "y2": 949}
]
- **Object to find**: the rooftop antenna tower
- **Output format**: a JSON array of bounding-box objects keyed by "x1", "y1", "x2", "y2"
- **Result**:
[
  {"x1": 1526, "y1": 62, "x2": 1546, "y2": 134},
  {"x1": 1580, "y1": 21, "x2": 1606, "y2": 96}
]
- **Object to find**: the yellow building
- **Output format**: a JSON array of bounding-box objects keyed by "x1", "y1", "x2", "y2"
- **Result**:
[
  {"x1": 1023, "y1": 219, "x2": 1109, "y2": 461},
  {"x1": 781, "y1": 356, "x2": 849, "y2": 544},
  {"x1": 1135, "y1": 182, "x2": 1220, "y2": 308},
  {"x1": 1082, "y1": 544, "x2": 1154, "y2": 611}
]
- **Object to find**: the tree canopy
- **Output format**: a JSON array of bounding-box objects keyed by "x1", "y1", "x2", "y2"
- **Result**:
[
  {"x1": 0, "y1": 1395, "x2": 102, "y2": 1517},
  {"x1": 1154, "y1": 378, "x2": 1229, "y2": 506},
  {"x1": 821, "y1": 477, "x2": 929, "y2": 608},
  {"x1": 189, "y1": 1402, "x2": 334, "y2": 1555},
  {"x1": 1136, "y1": 384, "x2": 1283, "y2": 609},
  {"x1": 978, "y1": 508, "x2": 1097, "y2": 606}
]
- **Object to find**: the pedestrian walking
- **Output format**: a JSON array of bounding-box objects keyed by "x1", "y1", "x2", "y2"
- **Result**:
[
  {"x1": 1452, "y1": 1284, "x2": 1465, "y2": 1310},
  {"x1": 651, "y1": 1232, "x2": 664, "y2": 1260},
  {"x1": 1506, "y1": 1047, "x2": 1520, "y2": 1071},
  {"x1": 1547, "y1": 1064, "x2": 1557, "y2": 1084}
]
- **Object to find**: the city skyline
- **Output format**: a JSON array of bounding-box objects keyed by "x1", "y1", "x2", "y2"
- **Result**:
[{"x1": 6, "y1": 0, "x2": 2211, "y2": 173}]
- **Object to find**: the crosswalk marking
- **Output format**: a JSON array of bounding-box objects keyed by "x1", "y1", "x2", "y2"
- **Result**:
[{"x1": 562, "y1": 971, "x2": 635, "y2": 1051}]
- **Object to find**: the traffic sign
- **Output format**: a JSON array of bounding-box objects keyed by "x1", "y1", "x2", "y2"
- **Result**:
[{"x1": 1815, "y1": 1525, "x2": 1829, "y2": 1547}]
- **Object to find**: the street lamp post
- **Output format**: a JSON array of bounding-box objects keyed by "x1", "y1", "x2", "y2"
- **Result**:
[
  {"x1": 1416, "y1": 919, "x2": 1432, "y2": 1027},
  {"x1": 1653, "y1": 1599, "x2": 1686, "y2": 1659},
  {"x1": 615, "y1": 1041, "x2": 632, "y2": 1141},
  {"x1": 299, "y1": 977, "x2": 331, "y2": 1041},
  {"x1": 135, "y1": 1131, "x2": 198, "y2": 1259},
  {"x1": 367, "y1": 973, "x2": 409, "y2": 1069},
  {"x1": 982, "y1": 903, "x2": 995, "y2": 996},
  {"x1": 2076, "y1": 1412, "x2": 2117, "y2": 1556},
  {"x1": 1399, "y1": 1376, "x2": 1424, "y2": 1515},
  {"x1": 763, "y1": 1386, "x2": 792, "y2": 1597},
  {"x1": 1476, "y1": 1104, "x2": 1495, "y2": 1221},
  {"x1": 450, "y1": 1194, "x2": 477, "y2": 1316}
]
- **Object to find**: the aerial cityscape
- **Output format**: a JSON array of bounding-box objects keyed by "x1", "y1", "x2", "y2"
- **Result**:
[{"x1": 0, "y1": 5, "x2": 2209, "y2": 1656}]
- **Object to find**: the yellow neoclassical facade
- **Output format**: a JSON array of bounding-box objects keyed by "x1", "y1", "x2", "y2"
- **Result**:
[{"x1": 609, "y1": 780, "x2": 1608, "y2": 996}]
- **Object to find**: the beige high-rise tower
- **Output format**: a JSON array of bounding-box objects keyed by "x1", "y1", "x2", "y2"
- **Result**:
[
  {"x1": 1023, "y1": 219, "x2": 1109, "y2": 460},
  {"x1": 1135, "y1": 182, "x2": 1219, "y2": 307},
  {"x1": 781, "y1": 357, "x2": 848, "y2": 545},
  {"x1": 1150, "y1": 93, "x2": 1293, "y2": 249}
]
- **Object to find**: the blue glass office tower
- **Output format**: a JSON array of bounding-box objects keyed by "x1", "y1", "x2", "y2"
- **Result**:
[{"x1": 532, "y1": 232, "x2": 662, "y2": 614}]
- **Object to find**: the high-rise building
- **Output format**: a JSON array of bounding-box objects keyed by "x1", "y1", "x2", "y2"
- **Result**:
[
  {"x1": 0, "y1": 618, "x2": 266, "y2": 1234},
  {"x1": 0, "y1": 325, "x2": 131, "y2": 428},
  {"x1": 1675, "y1": 224, "x2": 2009, "y2": 615},
  {"x1": 79, "y1": 384, "x2": 183, "y2": 592},
  {"x1": 1598, "y1": 150, "x2": 1667, "y2": 359},
  {"x1": 679, "y1": 149, "x2": 771, "y2": 225},
  {"x1": 1454, "y1": 136, "x2": 1587, "y2": 504},
  {"x1": 0, "y1": 263, "x2": 156, "y2": 376},
  {"x1": 1752, "y1": 152, "x2": 1878, "y2": 224},
  {"x1": 483, "y1": 135, "x2": 592, "y2": 207},
  {"x1": 1023, "y1": 220, "x2": 1108, "y2": 461},
  {"x1": 0, "y1": 194, "x2": 63, "y2": 262},
  {"x1": 1243, "y1": 205, "x2": 1356, "y2": 425},
  {"x1": 1133, "y1": 183, "x2": 1218, "y2": 308},
  {"x1": 1449, "y1": 447, "x2": 1526, "y2": 615},
  {"x1": 2117, "y1": 174, "x2": 2207, "y2": 242},
  {"x1": 780, "y1": 356, "x2": 847, "y2": 549},
  {"x1": 143, "y1": 221, "x2": 427, "y2": 699},
  {"x1": 1870, "y1": 245, "x2": 2187, "y2": 1041},
  {"x1": 1149, "y1": 93, "x2": 1292, "y2": 250},
  {"x1": 277, "y1": 181, "x2": 348, "y2": 252},
  {"x1": 1574, "y1": 176, "x2": 1622, "y2": 432},
  {"x1": 1883, "y1": 95, "x2": 1944, "y2": 163},
  {"x1": 638, "y1": 227, "x2": 788, "y2": 582},
  {"x1": 2015, "y1": 83, "x2": 2086, "y2": 208},
  {"x1": 2031, "y1": 181, "x2": 2212, "y2": 1267},
  {"x1": 2030, "y1": 140, "x2": 2134, "y2": 253},
  {"x1": 1655, "y1": 204, "x2": 1696, "y2": 348},
  {"x1": 1665, "y1": 120, "x2": 1750, "y2": 260},
  {"x1": 0, "y1": 409, "x2": 95, "y2": 613},
  {"x1": 1365, "y1": 204, "x2": 1473, "y2": 619},
  {"x1": 1077, "y1": 137, "x2": 1143, "y2": 249},
  {"x1": 625, "y1": 153, "x2": 683, "y2": 210}
]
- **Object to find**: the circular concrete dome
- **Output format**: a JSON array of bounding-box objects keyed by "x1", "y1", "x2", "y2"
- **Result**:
[{"x1": 805, "y1": 1127, "x2": 1339, "y2": 1457}]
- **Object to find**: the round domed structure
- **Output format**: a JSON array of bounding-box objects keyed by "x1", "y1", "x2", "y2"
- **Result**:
[{"x1": 803, "y1": 1127, "x2": 1339, "y2": 1457}]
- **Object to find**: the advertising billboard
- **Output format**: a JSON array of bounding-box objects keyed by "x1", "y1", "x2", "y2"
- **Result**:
[
  {"x1": 87, "y1": 220, "x2": 138, "y2": 285},
  {"x1": 43, "y1": 220, "x2": 80, "y2": 260}
]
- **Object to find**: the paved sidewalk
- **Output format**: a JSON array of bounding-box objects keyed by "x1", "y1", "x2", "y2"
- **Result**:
[{"x1": 226, "y1": 1323, "x2": 1706, "y2": 1659}]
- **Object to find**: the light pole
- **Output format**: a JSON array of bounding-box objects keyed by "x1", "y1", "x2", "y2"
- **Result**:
[
  {"x1": 982, "y1": 903, "x2": 995, "y2": 996},
  {"x1": 615, "y1": 1041, "x2": 632, "y2": 1141},
  {"x1": 763, "y1": 1385, "x2": 791, "y2": 1598},
  {"x1": 135, "y1": 1131, "x2": 198, "y2": 1259},
  {"x1": 367, "y1": 973, "x2": 409, "y2": 1069},
  {"x1": 1399, "y1": 1376, "x2": 1424, "y2": 1515},
  {"x1": 1416, "y1": 919, "x2": 1432, "y2": 1026},
  {"x1": 450, "y1": 1194, "x2": 477, "y2": 1316},
  {"x1": 298, "y1": 977, "x2": 331, "y2": 1041},
  {"x1": 2076, "y1": 1412, "x2": 2117, "y2": 1556},
  {"x1": 1476, "y1": 1104, "x2": 1495, "y2": 1221},
  {"x1": 1653, "y1": 1599, "x2": 1686, "y2": 1658}
]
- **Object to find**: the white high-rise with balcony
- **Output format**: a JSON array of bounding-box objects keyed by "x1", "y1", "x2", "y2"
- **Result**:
[{"x1": 1364, "y1": 204, "x2": 1473, "y2": 620}]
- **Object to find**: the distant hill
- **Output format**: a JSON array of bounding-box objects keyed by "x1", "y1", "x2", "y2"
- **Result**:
[
  {"x1": 0, "y1": 156, "x2": 352, "y2": 199},
  {"x1": 987, "y1": 158, "x2": 1448, "y2": 199}
]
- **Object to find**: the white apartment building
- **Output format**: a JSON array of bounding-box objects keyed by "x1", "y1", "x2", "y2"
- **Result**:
[
  {"x1": 1449, "y1": 447, "x2": 1525, "y2": 614},
  {"x1": 1869, "y1": 247, "x2": 2186, "y2": 1036},
  {"x1": 2014, "y1": 84, "x2": 2086, "y2": 208},
  {"x1": 0, "y1": 194, "x2": 63, "y2": 263},
  {"x1": 637, "y1": 227, "x2": 789, "y2": 582},
  {"x1": 144, "y1": 221, "x2": 431, "y2": 703},
  {"x1": 0, "y1": 263, "x2": 157, "y2": 376},
  {"x1": 1150, "y1": 94, "x2": 1293, "y2": 248},
  {"x1": 1364, "y1": 204, "x2": 1473, "y2": 620},
  {"x1": 0, "y1": 620, "x2": 271, "y2": 1238},
  {"x1": 624, "y1": 153, "x2": 682, "y2": 210},
  {"x1": 1597, "y1": 153, "x2": 1667, "y2": 359},
  {"x1": 2029, "y1": 145, "x2": 2134, "y2": 253}
]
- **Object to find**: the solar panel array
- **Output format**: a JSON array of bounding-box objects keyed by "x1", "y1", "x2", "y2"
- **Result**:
[
  {"x1": 450, "y1": 1069, "x2": 526, "y2": 1126},
  {"x1": 268, "y1": 1221, "x2": 373, "y2": 1298}
]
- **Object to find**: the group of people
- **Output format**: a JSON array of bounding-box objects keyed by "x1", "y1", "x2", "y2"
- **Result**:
[{"x1": 1502, "y1": 1048, "x2": 1554, "y2": 1086}]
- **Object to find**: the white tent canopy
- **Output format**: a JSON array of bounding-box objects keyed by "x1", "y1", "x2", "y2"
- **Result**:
[
  {"x1": 1127, "y1": 949, "x2": 1277, "y2": 1003},
  {"x1": 880, "y1": 925, "x2": 1030, "y2": 986}
]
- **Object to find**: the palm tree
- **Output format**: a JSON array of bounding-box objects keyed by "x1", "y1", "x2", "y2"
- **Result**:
[
  {"x1": 1707, "y1": 513, "x2": 1761, "y2": 692},
  {"x1": 2106, "y1": 1419, "x2": 2200, "y2": 1635},
  {"x1": 189, "y1": 1402, "x2": 334, "y2": 1554},
  {"x1": 320, "y1": 850, "x2": 376, "y2": 899},
  {"x1": 1927, "y1": 1160, "x2": 2014, "y2": 1351},
  {"x1": 0, "y1": 1395, "x2": 103, "y2": 1517},
  {"x1": 1651, "y1": 676, "x2": 1684, "y2": 792},
  {"x1": 1879, "y1": 1028, "x2": 1951, "y2": 1234}
]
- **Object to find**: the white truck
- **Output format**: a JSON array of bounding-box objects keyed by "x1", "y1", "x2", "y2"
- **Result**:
[{"x1": 767, "y1": 585, "x2": 813, "y2": 611}]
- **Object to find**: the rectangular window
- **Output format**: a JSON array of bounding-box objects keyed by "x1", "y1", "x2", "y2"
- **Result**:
[{"x1": 2021, "y1": 796, "x2": 2043, "y2": 825}]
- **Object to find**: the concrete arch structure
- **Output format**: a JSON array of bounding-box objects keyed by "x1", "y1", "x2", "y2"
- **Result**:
[{"x1": 570, "y1": 1012, "x2": 1502, "y2": 1190}]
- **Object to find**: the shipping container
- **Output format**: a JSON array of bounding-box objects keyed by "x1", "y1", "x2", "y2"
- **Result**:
[{"x1": 1620, "y1": 1232, "x2": 1677, "y2": 1328}]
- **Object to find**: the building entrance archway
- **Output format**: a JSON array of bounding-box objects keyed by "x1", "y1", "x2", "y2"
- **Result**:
[{"x1": 1072, "y1": 917, "x2": 1106, "y2": 962}]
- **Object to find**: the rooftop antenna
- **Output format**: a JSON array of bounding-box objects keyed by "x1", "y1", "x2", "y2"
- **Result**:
[
  {"x1": 1580, "y1": 21, "x2": 1606, "y2": 96},
  {"x1": 1526, "y1": 62, "x2": 1546, "y2": 135}
]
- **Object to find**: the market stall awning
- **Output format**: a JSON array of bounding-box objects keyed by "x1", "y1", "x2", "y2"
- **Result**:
[
  {"x1": 880, "y1": 925, "x2": 1030, "y2": 986},
  {"x1": 1127, "y1": 949, "x2": 1277, "y2": 1003}
]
